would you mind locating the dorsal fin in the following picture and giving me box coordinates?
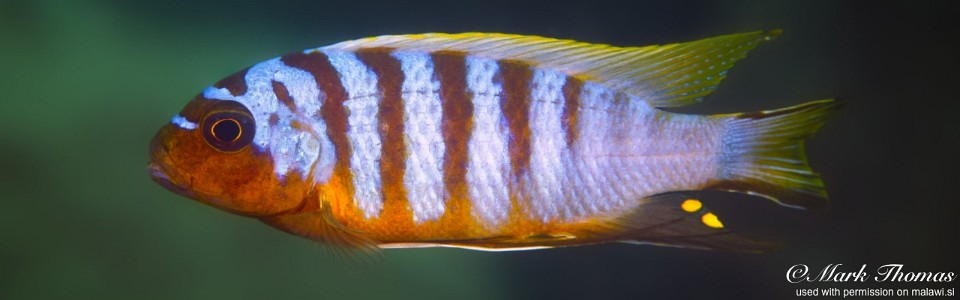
[320,30,781,107]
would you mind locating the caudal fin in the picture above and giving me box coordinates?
[711,99,840,210]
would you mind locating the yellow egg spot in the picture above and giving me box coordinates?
[701,212,724,229]
[681,199,702,213]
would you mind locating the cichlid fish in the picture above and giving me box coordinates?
[148,30,838,254]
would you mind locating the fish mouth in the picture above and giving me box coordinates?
[148,161,195,198]
[148,128,195,198]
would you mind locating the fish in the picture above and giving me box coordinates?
[148,30,838,255]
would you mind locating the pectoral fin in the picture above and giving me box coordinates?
[261,201,382,264]
[609,193,776,252]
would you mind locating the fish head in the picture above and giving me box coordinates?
[149,64,337,217]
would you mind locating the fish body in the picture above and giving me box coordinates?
[149,31,837,253]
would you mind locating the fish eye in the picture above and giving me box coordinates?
[201,101,255,152]
[211,118,242,142]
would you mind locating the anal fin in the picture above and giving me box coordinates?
[610,193,776,252]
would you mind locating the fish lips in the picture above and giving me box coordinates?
[147,161,196,199]
[148,131,196,199]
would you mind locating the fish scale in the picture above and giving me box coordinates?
[524,68,567,221]
[327,51,384,218]
[394,51,446,223]
[464,57,513,228]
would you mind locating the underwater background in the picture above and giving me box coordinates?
[1,0,957,299]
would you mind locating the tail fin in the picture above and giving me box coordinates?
[711,99,840,210]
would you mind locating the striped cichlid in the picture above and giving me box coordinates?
[148,30,838,255]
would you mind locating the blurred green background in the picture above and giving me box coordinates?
[1,0,957,299]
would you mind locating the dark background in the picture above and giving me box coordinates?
[1,0,957,299]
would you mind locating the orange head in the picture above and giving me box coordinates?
[148,64,337,217]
